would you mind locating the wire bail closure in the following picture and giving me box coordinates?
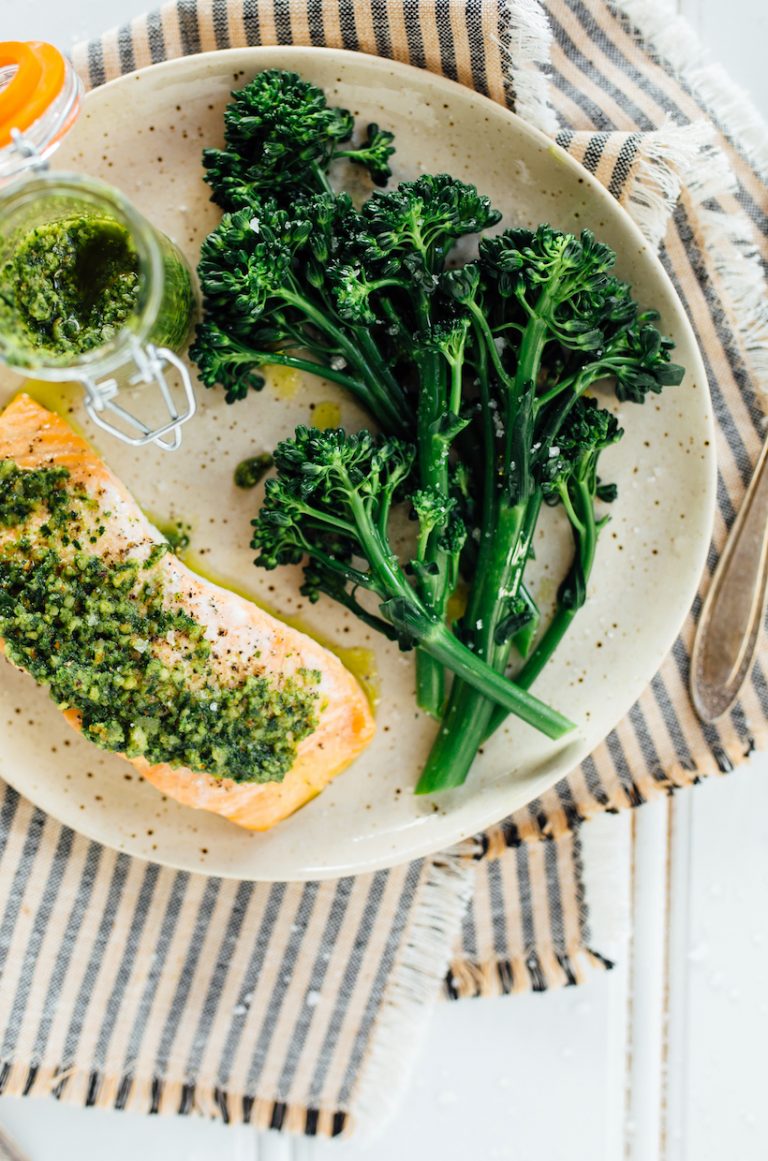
[8,128,47,175]
[82,343,197,451]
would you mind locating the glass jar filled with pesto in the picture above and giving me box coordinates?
[0,41,198,449]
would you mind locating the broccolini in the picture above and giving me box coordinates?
[194,69,685,794]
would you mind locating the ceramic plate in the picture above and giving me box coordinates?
[0,48,715,880]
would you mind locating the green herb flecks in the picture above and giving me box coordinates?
[234,454,273,490]
[0,461,320,783]
[0,216,140,366]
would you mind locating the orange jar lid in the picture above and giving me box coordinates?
[0,41,68,149]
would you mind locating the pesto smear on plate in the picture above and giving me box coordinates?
[0,460,320,783]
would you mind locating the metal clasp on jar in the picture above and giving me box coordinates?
[7,128,48,176]
[81,341,197,451]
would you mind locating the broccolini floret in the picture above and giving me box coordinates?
[203,70,395,211]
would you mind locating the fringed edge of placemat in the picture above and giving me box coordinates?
[0,849,476,1137]
[0,1060,349,1136]
[350,849,477,1136]
[495,0,559,133]
[613,0,768,184]
[445,818,629,997]
[445,946,613,997]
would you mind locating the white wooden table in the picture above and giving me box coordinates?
[1,3,767,1159]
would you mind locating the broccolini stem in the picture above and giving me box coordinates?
[310,161,334,196]
[253,351,373,394]
[312,581,400,641]
[296,543,377,594]
[343,485,571,734]
[413,296,450,718]
[535,369,585,410]
[381,599,573,737]
[575,477,599,576]
[474,333,497,547]
[415,493,544,793]
[465,300,515,393]
[280,290,409,432]
[415,648,446,720]
[512,583,540,659]
[471,607,578,754]
[419,302,550,791]
[414,344,449,716]
[558,486,585,536]
[484,476,600,736]
[346,491,415,604]
[417,490,543,792]
[415,687,495,794]
[355,328,415,428]
[512,606,576,691]
[449,356,463,416]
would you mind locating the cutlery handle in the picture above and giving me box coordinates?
[691,434,768,721]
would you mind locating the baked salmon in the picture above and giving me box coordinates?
[0,394,375,830]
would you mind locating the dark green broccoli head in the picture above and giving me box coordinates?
[441,263,482,307]
[196,203,312,325]
[337,122,396,186]
[203,70,354,209]
[411,486,457,540]
[479,226,686,400]
[359,175,501,277]
[190,319,267,402]
[606,312,685,402]
[437,508,468,560]
[251,427,416,599]
[480,226,618,351]
[197,195,363,325]
[427,314,472,364]
[300,534,357,603]
[202,70,395,211]
[250,478,312,570]
[481,225,615,292]
[326,264,382,325]
[272,425,414,505]
[538,396,623,503]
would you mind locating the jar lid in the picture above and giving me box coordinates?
[0,41,69,149]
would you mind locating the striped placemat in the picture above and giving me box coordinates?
[0,0,764,1138]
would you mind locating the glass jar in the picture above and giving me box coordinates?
[0,41,198,450]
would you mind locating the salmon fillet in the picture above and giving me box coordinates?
[0,394,375,830]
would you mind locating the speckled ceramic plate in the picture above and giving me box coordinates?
[0,48,715,881]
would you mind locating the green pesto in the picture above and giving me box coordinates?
[0,216,196,370]
[234,453,273,489]
[0,217,140,362]
[0,462,320,783]
[159,519,192,553]
[0,459,72,528]
[153,237,198,353]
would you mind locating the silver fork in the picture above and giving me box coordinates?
[691,431,768,721]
